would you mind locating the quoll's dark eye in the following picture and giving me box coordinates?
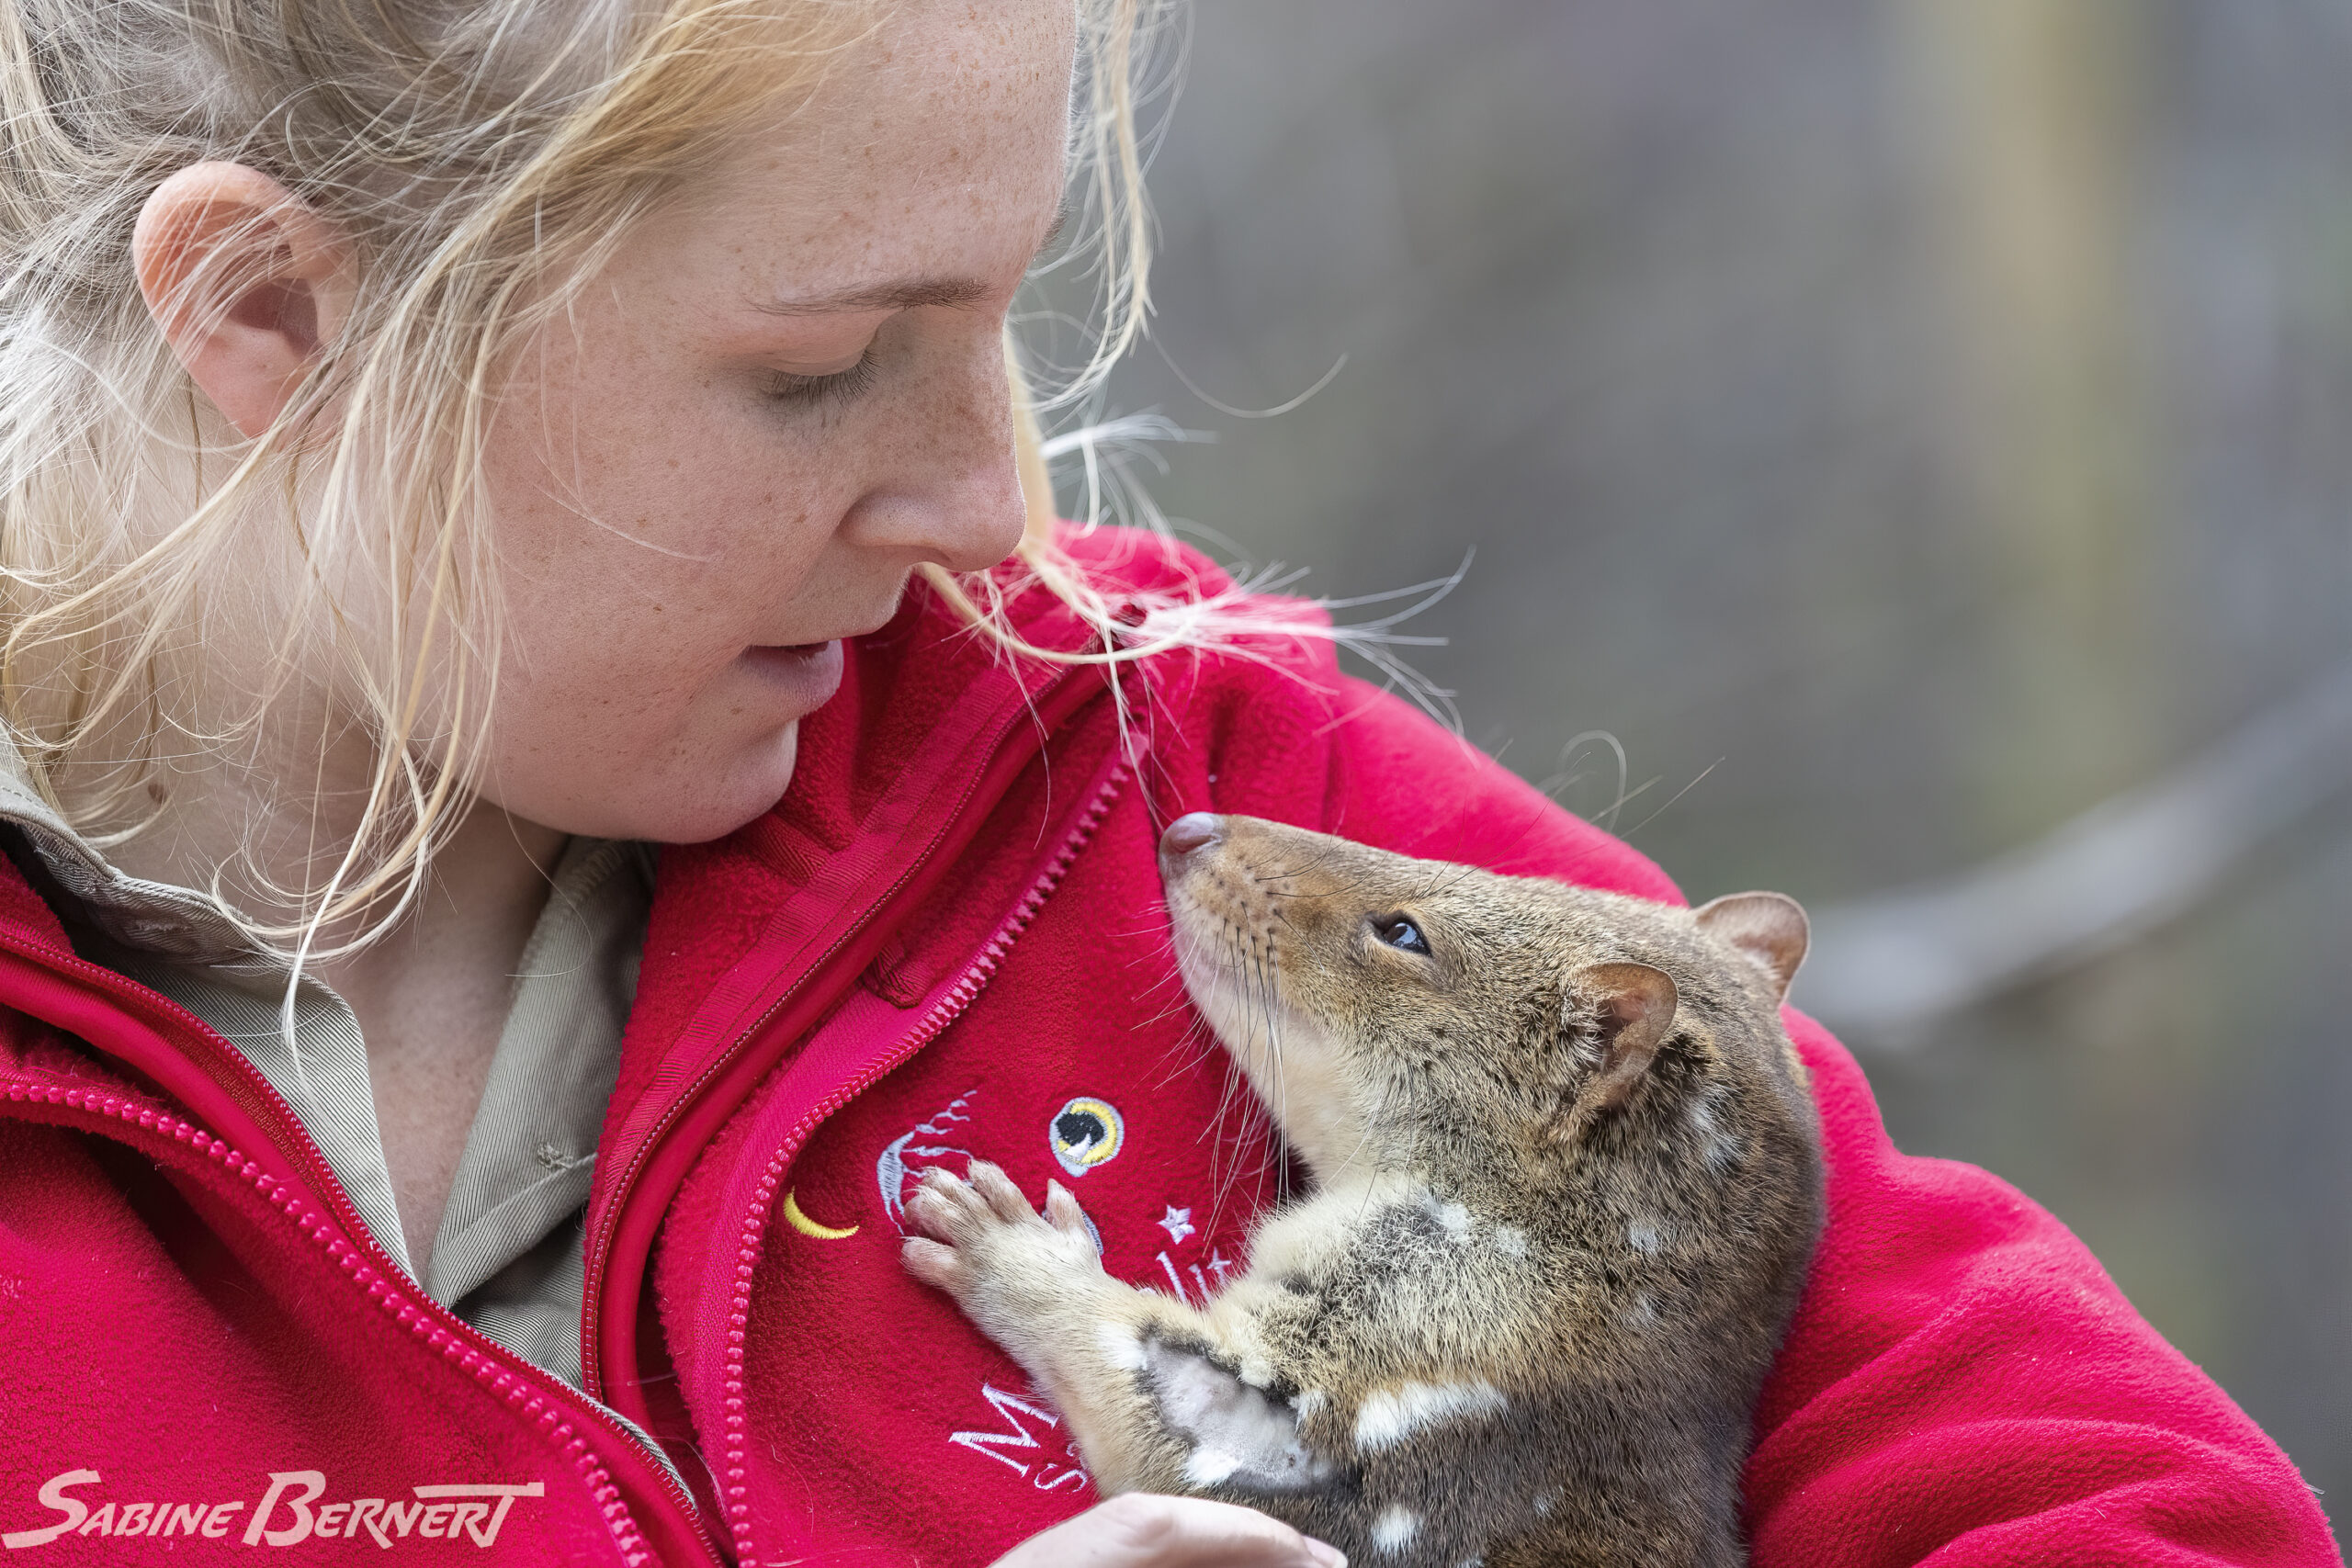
[1374,916,1430,955]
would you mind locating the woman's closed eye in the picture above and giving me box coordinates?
[761,349,879,411]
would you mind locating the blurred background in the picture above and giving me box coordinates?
[1038,0,2352,1541]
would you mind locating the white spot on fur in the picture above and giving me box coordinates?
[1098,1324,1146,1371]
[1238,1354,1275,1389]
[1295,1389,1329,1416]
[1183,1447,1241,1485]
[1494,1224,1528,1257]
[1372,1506,1419,1553]
[1627,1218,1668,1255]
[1434,1201,1471,1239]
[1147,1341,1338,1492]
[1690,1091,1742,1173]
[1532,1489,1560,1518]
[1622,1292,1658,1331]
[1353,1380,1510,1451]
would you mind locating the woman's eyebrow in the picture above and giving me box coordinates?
[756,277,993,316]
[759,201,1074,318]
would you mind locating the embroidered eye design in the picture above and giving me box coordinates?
[1373,916,1430,955]
[1050,1097,1125,1177]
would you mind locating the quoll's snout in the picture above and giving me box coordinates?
[1159,811,1225,870]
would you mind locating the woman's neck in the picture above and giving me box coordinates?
[312,802,571,1269]
[100,724,571,1269]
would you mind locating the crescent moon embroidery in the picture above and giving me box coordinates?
[781,1187,860,1241]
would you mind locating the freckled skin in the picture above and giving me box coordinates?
[125,0,1091,1325]
[905,818,1825,1568]
[473,0,1073,843]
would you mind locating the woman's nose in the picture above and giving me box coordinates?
[929,438,1030,574]
[844,348,1030,574]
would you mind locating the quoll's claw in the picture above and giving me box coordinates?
[901,1163,1110,1330]
[904,1161,1055,1251]
[905,1165,985,1243]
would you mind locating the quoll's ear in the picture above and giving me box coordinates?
[1561,961,1679,1125]
[1692,891,1809,1002]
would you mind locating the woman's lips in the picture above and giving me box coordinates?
[737,638,846,711]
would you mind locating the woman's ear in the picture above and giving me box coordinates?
[131,162,356,439]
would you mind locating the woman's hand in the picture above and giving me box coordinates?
[989,1495,1347,1568]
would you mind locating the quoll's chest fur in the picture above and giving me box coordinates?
[904,816,1825,1568]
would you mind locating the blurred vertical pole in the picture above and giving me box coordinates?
[1900,0,2161,838]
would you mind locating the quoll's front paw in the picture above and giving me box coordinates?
[901,1161,1106,1334]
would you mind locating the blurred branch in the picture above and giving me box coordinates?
[1795,661,2352,1042]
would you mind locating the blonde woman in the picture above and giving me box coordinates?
[0,2,2333,1565]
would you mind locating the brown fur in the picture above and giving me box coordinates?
[905,816,1824,1568]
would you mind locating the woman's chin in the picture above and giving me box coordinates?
[510,720,802,846]
[656,721,804,844]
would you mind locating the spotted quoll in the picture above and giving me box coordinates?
[905,814,1824,1568]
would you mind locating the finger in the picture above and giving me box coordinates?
[989,1495,1345,1568]
[968,1159,1035,1221]
[900,1236,960,1289]
[915,1165,970,1198]
[1043,1179,1091,1237]
[910,1168,985,1231]
[903,1187,957,1240]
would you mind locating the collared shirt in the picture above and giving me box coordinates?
[0,741,649,1391]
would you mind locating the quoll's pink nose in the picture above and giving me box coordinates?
[1160,812,1225,860]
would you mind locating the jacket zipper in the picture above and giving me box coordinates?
[580,657,1119,1415]
[0,936,721,1568]
[715,758,1130,1565]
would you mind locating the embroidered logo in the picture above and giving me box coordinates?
[1,1470,543,1551]
[1148,1190,1238,1307]
[1048,1097,1125,1177]
[877,1089,980,1231]
[948,1385,1090,1494]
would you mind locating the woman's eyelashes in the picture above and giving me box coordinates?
[761,349,879,411]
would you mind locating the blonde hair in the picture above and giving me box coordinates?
[0,0,1174,952]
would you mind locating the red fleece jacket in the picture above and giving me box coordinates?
[0,527,2335,1566]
